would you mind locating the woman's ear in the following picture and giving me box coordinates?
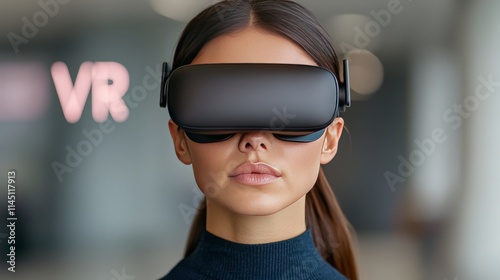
[168,120,192,165]
[320,117,344,164]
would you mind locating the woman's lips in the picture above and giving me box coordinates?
[229,162,281,185]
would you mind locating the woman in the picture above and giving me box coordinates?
[162,0,358,279]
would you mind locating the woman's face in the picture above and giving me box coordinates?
[169,27,343,216]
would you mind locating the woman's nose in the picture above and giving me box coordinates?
[238,131,272,152]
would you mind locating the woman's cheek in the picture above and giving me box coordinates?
[282,142,323,183]
[189,144,237,198]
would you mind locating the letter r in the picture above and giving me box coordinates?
[91,62,130,123]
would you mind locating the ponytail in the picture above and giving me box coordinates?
[306,167,358,279]
[184,167,358,279]
[184,199,206,257]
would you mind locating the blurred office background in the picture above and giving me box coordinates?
[0,0,499,279]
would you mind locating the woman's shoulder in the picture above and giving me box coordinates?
[310,260,349,280]
[158,256,207,280]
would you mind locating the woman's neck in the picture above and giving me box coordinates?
[206,195,307,244]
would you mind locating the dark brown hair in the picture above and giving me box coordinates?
[171,0,358,279]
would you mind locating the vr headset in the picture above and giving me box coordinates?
[160,60,350,143]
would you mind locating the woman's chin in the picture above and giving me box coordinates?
[219,196,301,217]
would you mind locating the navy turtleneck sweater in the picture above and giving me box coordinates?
[160,228,347,280]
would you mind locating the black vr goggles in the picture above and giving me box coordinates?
[160,60,351,143]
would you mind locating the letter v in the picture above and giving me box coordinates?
[51,61,93,123]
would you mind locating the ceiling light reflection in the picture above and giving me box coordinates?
[346,49,384,97]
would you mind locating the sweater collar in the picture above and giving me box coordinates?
[188,228,327,278]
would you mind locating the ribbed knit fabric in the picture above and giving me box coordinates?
[160,228,347,280]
